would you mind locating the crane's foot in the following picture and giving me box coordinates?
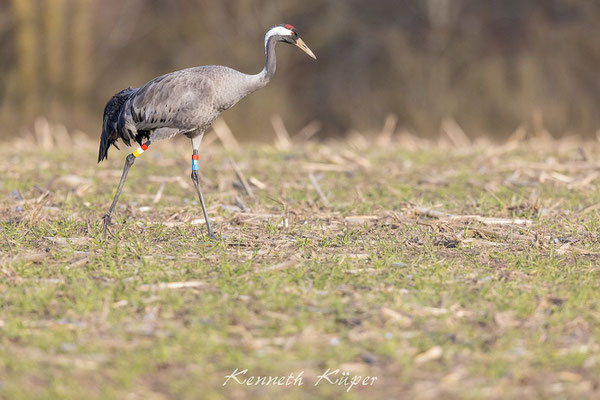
[197,232,218,245]
[206,225,216,240]
[203,226,218,241]
[102,213,114,238]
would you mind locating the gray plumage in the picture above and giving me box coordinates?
[98,24,315,162]
[98,67,265,162]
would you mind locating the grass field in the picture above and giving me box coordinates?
[2,126,600,399]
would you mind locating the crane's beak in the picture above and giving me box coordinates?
[294,38,317,60]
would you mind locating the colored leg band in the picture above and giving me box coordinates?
[192,154,199,171]
[132,143,149,157]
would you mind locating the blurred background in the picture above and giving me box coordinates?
[1,0,599,141]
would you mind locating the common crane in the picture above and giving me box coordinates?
[98,24,316,238]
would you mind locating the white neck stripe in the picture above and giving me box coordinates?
[264,26,293,48]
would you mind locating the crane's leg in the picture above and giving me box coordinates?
[102,141,151,237]
[190,135,215,239]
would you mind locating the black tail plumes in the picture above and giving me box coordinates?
[98,87,136,163]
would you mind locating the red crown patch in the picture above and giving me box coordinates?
[284,24,294,30]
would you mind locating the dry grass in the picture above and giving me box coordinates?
[2,120,600,399]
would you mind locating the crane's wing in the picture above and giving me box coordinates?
[128,68,218,133]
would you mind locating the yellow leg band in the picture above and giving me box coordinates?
[132,144,148,158]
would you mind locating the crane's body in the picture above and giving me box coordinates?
[99,66,268,160]
[98,24,315,238]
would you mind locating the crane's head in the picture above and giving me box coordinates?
[265,24,316,60]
